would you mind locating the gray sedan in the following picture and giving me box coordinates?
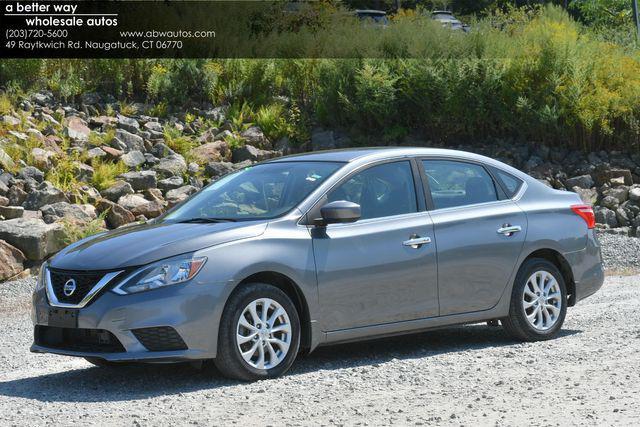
[31,148,604,380]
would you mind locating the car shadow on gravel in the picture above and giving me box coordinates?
[0,325,580,403]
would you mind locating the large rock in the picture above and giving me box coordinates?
[158,176,184,192]
[2,115,21,127]
[30,147,55,169]
[144,121,163,133]
[203,106,226,122]
[166,185,197,207]
[0,146,16,170]
[594,206,618,228]
[603,187,629,205]
[65,116,91,141]
[610,169,633,186]
[23,181,69,210]
[311,130,336,151]
[0,240,25,281]
[121,150,146,168]
[75,161,94,182]
[96,199,136,229]
[115,129,145,152]
[116,115,140,133]
[615,207,631,227]
[19,166,44,183]
[144,188,166,206]
[240,126,269,148]
[0,218,65,260]
[8,186,27,206]
[117,194,164,218]
[565,175,594,189]
[231,145,277,163]
[40,202,97,225]
[150,143,175,158]
[205,161,234,178]
[101,146,124,160]
[629,187,640,202]
[154,154,187,176]
[0,205,24,220]
[101,180,134,202]
[87,147,107,160]
[118,171,157,191]
[70,185,101,204]
[190,141,230,164]
[572,187,597,205]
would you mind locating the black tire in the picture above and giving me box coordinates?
[214,283,300,381]
[84,357,132,368]
[502,258,567,342]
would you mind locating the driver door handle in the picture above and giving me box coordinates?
[403,236,432,248]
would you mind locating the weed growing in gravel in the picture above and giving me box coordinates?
[163,125,197,160]
[118,101,137,116]
[91,158,127,191]
[2,135,44,172]
[88,128,115,147]
[0,93,12,116]
[46,155,80,192]
[61,212,108,245]
[255,103,292,142]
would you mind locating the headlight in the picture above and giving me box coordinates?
[35,262,47,292]
[112,254,207,295]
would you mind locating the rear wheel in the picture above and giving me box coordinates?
[214,283,300,381]
[502,258,567,341]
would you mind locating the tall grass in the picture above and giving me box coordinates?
[1,6,638,151]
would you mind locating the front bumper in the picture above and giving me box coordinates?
[31,278,233,362]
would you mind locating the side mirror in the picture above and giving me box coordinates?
[316,201,361,226]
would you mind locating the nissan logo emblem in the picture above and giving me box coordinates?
[63,279,77,297]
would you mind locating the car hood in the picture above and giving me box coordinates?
[49,220,268,271]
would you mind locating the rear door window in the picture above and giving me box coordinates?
[422,160,498,209]
[491,168,524,198]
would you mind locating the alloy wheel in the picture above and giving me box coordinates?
[522,270,562,331]
[236,298,292,370]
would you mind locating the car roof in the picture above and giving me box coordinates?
[268,147,542,194]
[269,147,489,164]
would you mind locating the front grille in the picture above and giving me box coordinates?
[132,326,188,352]
[49,269,107,305]
[34,325,126,353]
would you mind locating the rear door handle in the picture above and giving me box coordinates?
[497,225,522,236]
[403,236,432,248]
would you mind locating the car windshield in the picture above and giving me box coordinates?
[163,161,343,222]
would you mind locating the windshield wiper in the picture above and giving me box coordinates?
[176,217,237,223]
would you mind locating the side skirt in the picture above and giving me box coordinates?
[319,305,510,347]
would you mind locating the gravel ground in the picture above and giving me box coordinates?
[596,232,640,273]
[0,237,639,426]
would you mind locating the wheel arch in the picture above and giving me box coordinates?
[521,248,576,307]
[231,271,313,353]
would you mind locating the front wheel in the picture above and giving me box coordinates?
[502,258,567,341]
[214,283,300,381]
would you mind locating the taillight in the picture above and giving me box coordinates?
[571,204,595,229]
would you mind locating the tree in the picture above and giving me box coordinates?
[569,0,632,27]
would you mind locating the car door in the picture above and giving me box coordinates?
[312,160,439,331]
[420,159,527,316]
